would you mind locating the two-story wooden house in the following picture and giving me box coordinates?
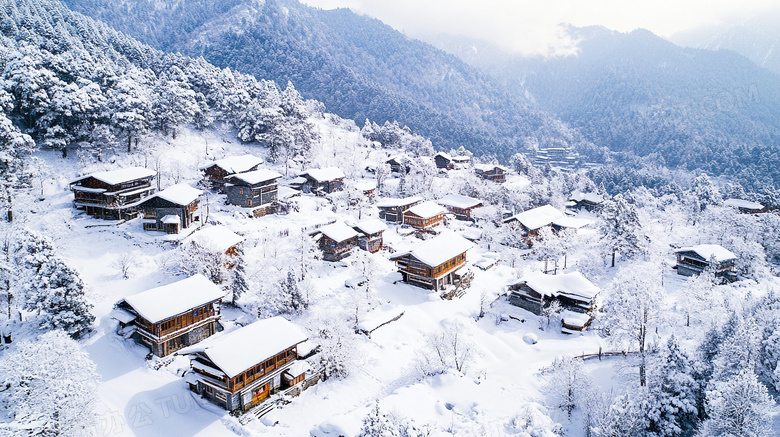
[353,219,388,253]
[377,196,422,223]
[179,316,309,412]
[674,244,737,279]
[438,194,483,220]
[390,233,473,290]
[224,169,282,214]
[474,164,507,183]
[402,201,447,230]
[70,167,156,220]
[139,184,202,234]
[310,222,359,261]
[113,274,224,357]
[508,271,600,317]
[298,167,345,194]
[200,155,264,187]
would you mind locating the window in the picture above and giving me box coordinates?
[246,199,252,207]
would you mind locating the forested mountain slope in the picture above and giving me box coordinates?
[62,0,588,159]
[428,26,780,189]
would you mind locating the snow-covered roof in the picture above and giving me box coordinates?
[438,194,482,210]
[513,271,600,301]
[405,201,447,219]
[161,215,181,225]
[376,196,422,208]
[552,216,594,229]
[110,308,136,324]
[354,219,388,235]
[300,167,345,183]
[675,244,736,262]
[724,198,763,210]
[190,226,243,253]
[71,167,156,186]
[354,180,377,191]
[562,310,591,328]
[289,176,307,185]
[506,205,564,230]
[452,155,471,163]
[434,152,452,161]
[474,163,506,172]
[155,184,202,206]
[228,169,282,185]
[318,222,359,243]
[200,154,264,174]
[285,360,312,377]
[569,190,604,204]
[119,274,225,324]
[390,232,473,267]
[178,316,308,378]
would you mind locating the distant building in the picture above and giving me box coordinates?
[310,222,359,261]
[438,194,483,220]
[724,198,766,214]
[298,167,345,194]
[390,233,473,291]
[179,316,310,412]
[451,155,471,168]
[190,225,244,258]
[402,201,447,230]
[534,146,579,173]
[474,164,507,183]
[386,156,408,174]
[113,274,224,357]
[200,155,264,186]
[70,167,156,220]
[674,244,737,279]
[140,184,202,234]
[224,169,282,216]
[377,196,422,223]
[568,190,604,212]
[508,271,599,315]
[353,219,388,253]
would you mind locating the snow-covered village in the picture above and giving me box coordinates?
[1,1,780,436]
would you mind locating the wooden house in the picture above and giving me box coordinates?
[179,316,309,412]
[568,190,604,212]
[724,198,766,214]
[434,152,453,170]
[200,155,264,186]
[508,271,599,323]
[224,169,282,212]
[298,167,345,194]
[189,225,245,271]
[451,155,471,168]
[390,233,473,290]
[113,274,224,357]
[438,194,483,220]
[140,184,202,234]
[674,245,737,279]
[503,205,592,241]
[386,156,409,174]
[70,167,156,220]
[353,219,388,253]
[402,201,447,230]
[311,222,359,261]
[377,196,422,223]
[474,164,507,183]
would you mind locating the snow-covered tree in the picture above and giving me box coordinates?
[601,264,663,386]
[598,194,645,267]
[698,369,773,437]
[0,112,35,222]
[0,330,99,436]
[279,269,306,315]
[542,356,590,418]
[357,401,400,437]
[645,336,698,436]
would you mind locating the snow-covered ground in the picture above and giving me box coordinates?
[5,122,780,436]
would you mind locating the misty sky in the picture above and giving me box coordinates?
[300,0,778,56]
